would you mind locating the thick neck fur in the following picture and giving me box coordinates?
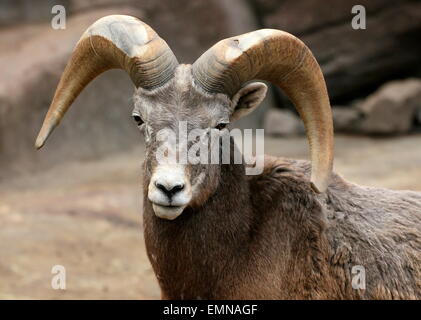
[143,160,254,299]
[142,147,337,299]
[142,150,421,299]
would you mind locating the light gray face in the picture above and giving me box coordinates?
[132,64,267,220]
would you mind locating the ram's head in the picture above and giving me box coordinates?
[36,15,333,220]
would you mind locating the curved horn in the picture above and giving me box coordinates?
[35,15,178,149]
[192,29,333,193]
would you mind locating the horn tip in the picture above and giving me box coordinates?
[35,119,58,150]
[310,179,327,194]
[35,136,45,150]
[35,126,52,150]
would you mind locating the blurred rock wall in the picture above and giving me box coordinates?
[1,0,420,177]
[0,0,261,177]
[253,0,421,103]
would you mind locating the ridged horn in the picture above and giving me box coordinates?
[192,29,334,193]
[35,15,178,149]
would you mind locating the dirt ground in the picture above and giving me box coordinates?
[0,134,420,299]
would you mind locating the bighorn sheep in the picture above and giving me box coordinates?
[35,15,420,299]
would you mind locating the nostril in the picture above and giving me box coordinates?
[155,182,185,198]
[155,182,168,194]
[171,184,184,193]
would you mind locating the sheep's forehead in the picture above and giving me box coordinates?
[134,65,231,128]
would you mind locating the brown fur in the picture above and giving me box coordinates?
[36,18,419,298]
[143,155,420,299]
[132,65,421,300]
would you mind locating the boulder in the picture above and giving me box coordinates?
[355,79,421,134]
[416,107,421,126]
[0,1,272,178]
[332,106,361,132]
[255,0,421,103]
[0,0,261,64]
[0,0,70,26]
[0,8,141,179]
[263,109,304,136]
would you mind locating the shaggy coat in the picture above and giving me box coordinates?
[144,155,421,299]
[33,15,420,300]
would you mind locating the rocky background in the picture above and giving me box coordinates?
[1,0,421,300]
[1,0,421,176]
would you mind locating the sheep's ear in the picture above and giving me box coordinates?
[230,82,267,122]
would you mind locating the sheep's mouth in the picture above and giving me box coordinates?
[152,203,185,220]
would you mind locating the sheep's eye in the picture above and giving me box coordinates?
[215,122,228,130]
[133,115,144,126]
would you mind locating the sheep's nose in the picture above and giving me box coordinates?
[155,181,185,199]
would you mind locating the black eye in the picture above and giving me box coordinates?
[215,122,228,130]
[132,115,144,126]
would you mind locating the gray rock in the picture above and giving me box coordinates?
[263,109,304,136]
[0,1,273,176]
[416,107,421,126]
[255,0,421,103]
[356,79,421,134]
[332,107,361,132]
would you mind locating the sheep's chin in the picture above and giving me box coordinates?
[152,203,185,220]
